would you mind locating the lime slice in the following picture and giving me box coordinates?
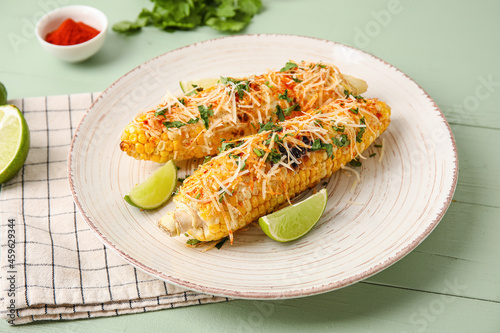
[124,160,177,210]
[258,189,328,242]
[0,82,7,105]
[0,105,30,184]
[179,78,220,94]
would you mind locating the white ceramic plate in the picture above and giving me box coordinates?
[69,34,458,299]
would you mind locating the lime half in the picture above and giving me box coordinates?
[180,78,220,94]
[259,189,328,242]
[0,105,30,184]
[0,82,7,105]
[124,160,177,210]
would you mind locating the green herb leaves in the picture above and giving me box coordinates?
[198,105,214,129]
[163,117,199,129]
[310,139,334,158]
[280,61,298,72]
[220,77,250,99]
[113,0,263,34]
[332,134,350,147]
[275,104,300,121]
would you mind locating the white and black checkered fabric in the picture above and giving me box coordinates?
[0,93,228,325]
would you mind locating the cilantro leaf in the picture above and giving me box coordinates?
[278,89,293,103]
[215,236,229,249]
[198,105,214,129]
[356,117,366,143]
[113,0,262,33]
[186,239,201,245]
[275,105,285,121]
[349,158,362,167]
[258,120,282,133]
[280,61,298,72]
[332,134,350,147]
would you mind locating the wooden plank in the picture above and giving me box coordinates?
[450,124,500,207]
[1,283,497,332]
[367,201,500,302]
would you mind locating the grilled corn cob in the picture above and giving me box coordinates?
[158,96,391,243]
[120,60,368,163]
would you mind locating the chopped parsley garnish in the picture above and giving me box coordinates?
[275,104,300,121]
[179,98,186,105]
[218,139,242,153]
[186,84,203,96]
[198,105,214,129]
[348,158,362,167]
[292,76,302,83]
[195,193,201,199]
[258,120,282,133]
[230,154,246,170]
[219,188,225,203]
[280,61,298,72]
[155,108,166,117]
[278,89,293,103]
[177,175,190,183]
[203,156,211,164]
[375,144,383,148]
[215,237,229,249]
[356,117,366,143]
[332,124,345,132]
[266,149,282,164]
[275,105,285,122]
[253,148,264,157]
[332,134,350,147]
[369,153,376,158]
[164,117,199,129]
[264,80,273,89]
[186,239,201,245]
[220,77,250,99]
[349,107,359,114]
[310,139,334,158]
[344,89,365,100]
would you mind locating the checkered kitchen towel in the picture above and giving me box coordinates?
[0,93,228,325]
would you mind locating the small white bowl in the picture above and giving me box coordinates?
[35,5,108,62]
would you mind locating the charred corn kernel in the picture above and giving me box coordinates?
[158,98,390,243]
[135,143,145,154]
[121,61,368,163]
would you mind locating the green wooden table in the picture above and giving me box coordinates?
[1,0,499,331]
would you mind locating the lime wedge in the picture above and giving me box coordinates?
[124,160,177,210]
[0,105,30,184]
[180,78,220,94]
[0,82,7,105]
[258,189,328,242]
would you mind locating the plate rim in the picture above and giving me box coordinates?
[68,33,459,299]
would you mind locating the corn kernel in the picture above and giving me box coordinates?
[135,143,145,154]
[129,134,137,144]
[159,156,169,163]
[161,133,168,141]
[138,133,147,144]
[165,141,173,152]
[145,143,155,154]
[151,155,160,163]
[173,141,181,151]
[121,132,128,141]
